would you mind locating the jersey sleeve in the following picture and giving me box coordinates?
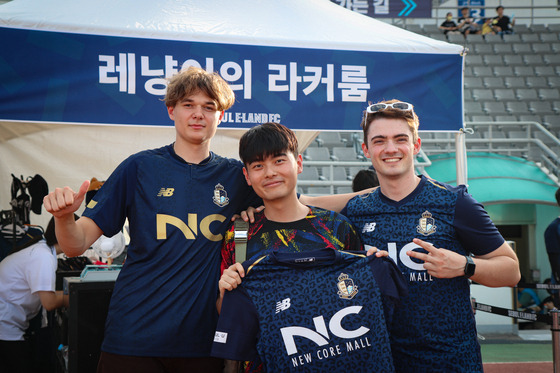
[368,256,408,326]
[211,286,260,361]
[453,187,505,256]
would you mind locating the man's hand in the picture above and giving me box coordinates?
[366,246,389,258]
[236,205,265,223]
[406,238,465,278]
[43,180,90,218]
[219,263,246,295]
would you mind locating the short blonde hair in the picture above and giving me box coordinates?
[164,66,235,111]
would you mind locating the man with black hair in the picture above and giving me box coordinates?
[492,5,515,34]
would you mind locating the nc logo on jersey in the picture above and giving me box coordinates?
[337,273,358,300]
[157,188,175,197]
[416,210,437,236]
[212,184,229,207]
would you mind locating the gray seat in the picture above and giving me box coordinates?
[471,89,494,101]
[470,115,494,122]
[551,43,560,53]
[516,88,539,101]
[306,187,332,195]
[503,54,524,66]
[523,55,545,65]
[484,77,505,88]
[472,66,493,77]
[525,77,548,88]
[534,66,556,77]
[512,43,532,53]
[463,89,474,101]
[493,88,516,101]
[520,33,541,42]
[538,88,560,100]
[466,34,485,44]
[493,66,514,77]
[473,44,493,54]
[548,76,560,88]
[464,77,485,89]
[321,166,349,181]
[332,147,361,161]
[465,101,484,115]
[483,102,507,115]
[548,24,560,32]
[492,43,513,54]
[447,33,465,44]
[513,66,534,77]
[484,34,503,43]
[503,77,525,89]
[518,115,543,124]
[316,132,347,148]
[543,115,560,128]
[528,101,555,115]
[495,115,519,122]
[539,33,559,43]
[465,54,484,66]
[532,44,552,53]
[529,24,548,33]
[299,166,321,181]
[506,101,529,115]
[304,147,331,161]
[430,33,447,42]
[423,24,440,34]
[482,130,507,139]
[543,54,560,65]
[336,186,354,194]
[512,24,530,33]
[483,55,503,65]
[503,34,521,42]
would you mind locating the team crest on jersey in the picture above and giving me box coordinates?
[212,184,230,207]
[416,210,437,236]
[337,273,358,300]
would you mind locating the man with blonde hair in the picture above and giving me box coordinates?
[43,67,260,372]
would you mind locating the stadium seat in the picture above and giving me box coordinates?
[548,24,560,32]
[484,34,503,43]
[307,187,332,195]
[466,34,484,44]
[473,44,493,54]
[465,54,484,66]
[543,54,560,65]
[520,33,541,43]
[525,77,548,88]
[512,43,532,54]
[316,132,347,148]
[502,34,521,42]
[506,101,529,115]
[405,24,423,34]
[465,101,484,116]
[523,55,545,65]
[528,101,555,115]
[513,66,535,77]
[483,102,507,116]
[472,66,493,77]
[299,166,322,181]
[518,115,543,124]
[543,115,560,128]
[551,43,560,53]
[484,55,504,66]
[321,166,349,181]
[503,54,524,66]
[304,147,332,161]
[470,115,494,122]
[472,89,494,101]
[539,33,559,43]
[336,186,354,194]
[493,43,513,54]
[464,77,485,89]
[512,24,530,33]
[532,44,552,53]
[529,24,548,33]
[547,76,560,88]
[332,147,361,161]
[447,33,465,44]
[423,24,440,34]
[538,88,560,100]
[484,77,506,88]
[493,66,514,77]
[493,89,516,100]
[534,66,556,77]
[516,88,539,101]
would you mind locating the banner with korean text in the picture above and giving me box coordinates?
[0,27,463,131]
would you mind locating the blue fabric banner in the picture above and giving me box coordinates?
[0,27,463,131]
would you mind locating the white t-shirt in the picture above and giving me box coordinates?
[0,240,57,341]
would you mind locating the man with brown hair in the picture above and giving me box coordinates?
[43,66,260,373]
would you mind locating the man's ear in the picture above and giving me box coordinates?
[413,137,422,156]
[167,106,175,120]
[242,167,252,186]
[296,154,303,174]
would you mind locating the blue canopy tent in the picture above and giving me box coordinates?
[0,0,464,225]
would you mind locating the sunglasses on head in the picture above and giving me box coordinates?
[366,102,413,113]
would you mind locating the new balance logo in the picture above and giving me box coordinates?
[157,188,174,197]
[362,222,376,233]
[276,298,291,314]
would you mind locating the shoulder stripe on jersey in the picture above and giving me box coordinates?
[246,255,268,275]
[426,178,447,190]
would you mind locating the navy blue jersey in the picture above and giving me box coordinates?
[212,249,407,372]
[83,145,260,357]
[342,175,504,372]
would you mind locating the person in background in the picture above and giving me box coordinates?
[341,98,520,372]
[457,7,480,35]
[492,5,515,35]
[439,12,459,35]
[545,187,560,307]
[43,66,261,373]
[352,168,379,192]
[0,217,68,373]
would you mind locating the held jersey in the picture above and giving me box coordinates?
[342,175,505,373]
[220,207,362,272]
[83,145,260,357]
[212,249,408,373]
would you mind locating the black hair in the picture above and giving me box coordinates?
[352,169,379,192]
[496,5,504,11]
[239,122,299,165]
[44,214,79,247]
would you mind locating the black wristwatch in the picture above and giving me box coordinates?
[464,255,476,278]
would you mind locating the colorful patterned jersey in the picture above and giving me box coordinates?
[342,175,505,373]
[83,145,260,357]
[221,207,362,272]
[212,249,407,372]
